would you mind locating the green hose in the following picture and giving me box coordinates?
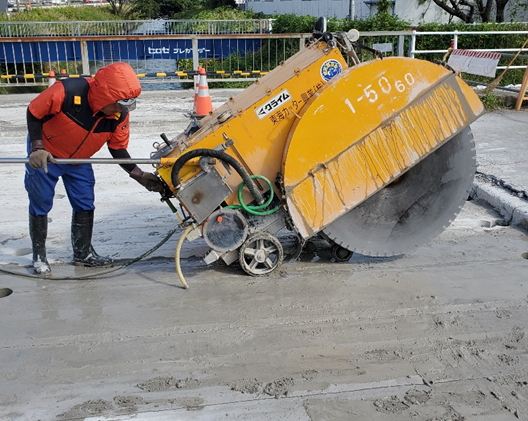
[227,175,280,216]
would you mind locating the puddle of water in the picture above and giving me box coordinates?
[14,248,32,257]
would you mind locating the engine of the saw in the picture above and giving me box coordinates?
[150,25,484,277]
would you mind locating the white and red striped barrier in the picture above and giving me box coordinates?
[447,49,501,78]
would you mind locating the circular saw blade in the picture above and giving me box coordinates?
[321,128,476,257]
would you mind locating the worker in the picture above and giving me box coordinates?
[25,62,164,276]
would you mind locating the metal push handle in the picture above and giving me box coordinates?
[0,157,177,165]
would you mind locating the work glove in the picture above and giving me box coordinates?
[29,149,56,173]
[129,167,165,193]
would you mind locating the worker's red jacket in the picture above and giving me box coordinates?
[27,62,142,159]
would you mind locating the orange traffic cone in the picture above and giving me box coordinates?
[48,70,56,87]
[59,69,67,79]
[194,67,213,118]
[192,67,201,116]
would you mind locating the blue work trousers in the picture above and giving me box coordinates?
[25,137,95,217]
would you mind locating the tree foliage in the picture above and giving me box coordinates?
[132,0,236,19]
[135,0,196,19]
[173,5,259,20]
[0,5,120,22]
[203,0,236,9]
[420,0,512,23]
[271,9,409,34]
[359,0,409,31]
[106,0,133,18]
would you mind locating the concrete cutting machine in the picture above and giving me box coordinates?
[152,21,484,278]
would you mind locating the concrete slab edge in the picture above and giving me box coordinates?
[471,179,528,232]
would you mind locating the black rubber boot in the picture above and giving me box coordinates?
[71,210,114,267]
[29,214,51,275]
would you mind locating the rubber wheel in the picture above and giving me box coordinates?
[331,244,353,262]
[238,232,283,276]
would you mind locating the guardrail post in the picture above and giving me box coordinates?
[80,40,90,76]
[453,30,458,49]
[192,37,199,70]
[398,34,404,57]
[299,35,306,51]
[409,30,416,58]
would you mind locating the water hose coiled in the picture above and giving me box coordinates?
[227,174,280,216]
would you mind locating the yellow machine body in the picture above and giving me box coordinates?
[153,34,484,277]
[282,57,483,238]
[156,42,349,205]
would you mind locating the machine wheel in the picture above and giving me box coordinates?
[331,244,353,262]
[238,232,283,276]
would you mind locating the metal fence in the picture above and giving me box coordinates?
[0,19,274,37]
[0,34,309,86]
[410,30,528,70]
[0,23,527,88]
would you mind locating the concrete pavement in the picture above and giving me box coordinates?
[1,90,528,421]
[470,108,528,231]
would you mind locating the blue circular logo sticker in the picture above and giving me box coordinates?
[320,59,342,82]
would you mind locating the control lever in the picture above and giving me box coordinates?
[160,133,172,148]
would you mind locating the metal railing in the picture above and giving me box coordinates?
[0,19,274,38]
[410,30,528,70]
[0,33,309,87]
[1,27,527,88]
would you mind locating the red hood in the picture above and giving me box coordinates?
[88,62,141,114]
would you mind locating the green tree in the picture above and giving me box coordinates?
[376,0,392,14]
[132,0,196,19]
[362,0,409,30]
[420,0,512,23]
[203,0,236,9]
[132,0,235,19]
[132,0,160,19]
[107,0,133,17]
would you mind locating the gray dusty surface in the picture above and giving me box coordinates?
[0,90,528,420]
[471,110,528,195]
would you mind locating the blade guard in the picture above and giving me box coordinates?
[282,57,484,239]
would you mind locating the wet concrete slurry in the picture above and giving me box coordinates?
[0,91,528,420]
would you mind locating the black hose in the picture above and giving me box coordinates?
[0,225,180,281]
[171,148,265,205]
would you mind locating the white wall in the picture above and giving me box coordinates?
[246,0,528,25]
[245,0,373,20]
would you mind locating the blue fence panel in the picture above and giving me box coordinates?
[0,40,81,63]
[0,38,262,64]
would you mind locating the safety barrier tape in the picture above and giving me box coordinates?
[0,70,269,80]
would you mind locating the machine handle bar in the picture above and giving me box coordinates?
[0,158,176,165]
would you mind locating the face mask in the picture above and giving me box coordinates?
[116,98,137,112]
